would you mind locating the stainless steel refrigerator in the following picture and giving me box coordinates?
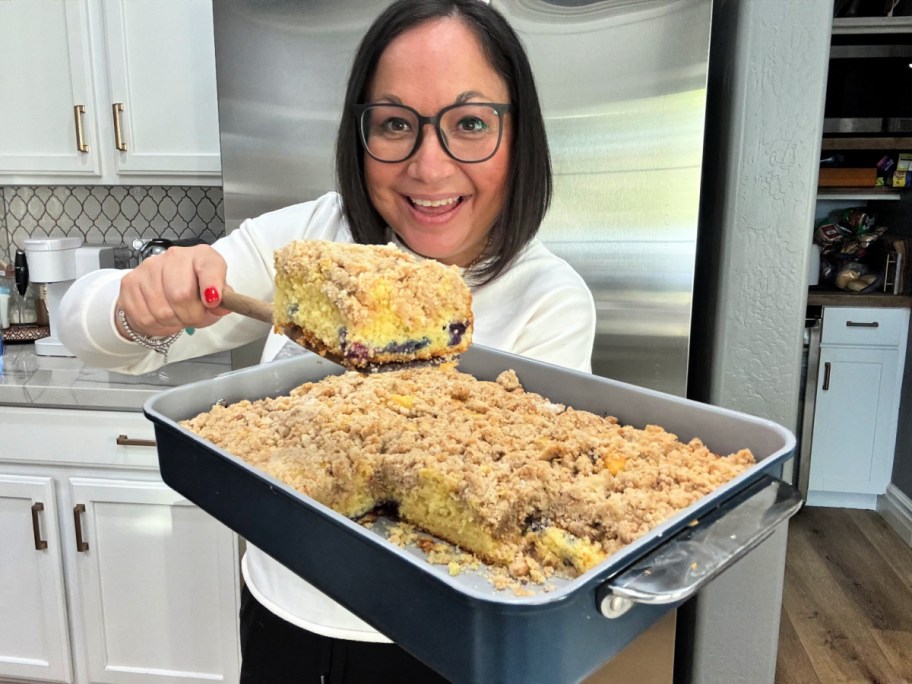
[212,0,711,396]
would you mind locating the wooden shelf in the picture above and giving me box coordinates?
[821,136,912,151]
[832,16,912,34]
[816,187,902,201]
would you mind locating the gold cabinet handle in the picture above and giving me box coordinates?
[73,504,89,552]
[112,102,127,151]
[32,502,48,551]
[73,105,88,153]
[116,434,156,447]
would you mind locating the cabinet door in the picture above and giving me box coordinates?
[808,346,900,495]
[100,0,222,178]
[0,475,72,683]
[0,0,102,179]
[69,477,239,684]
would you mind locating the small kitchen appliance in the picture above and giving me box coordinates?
[24,238,116,357]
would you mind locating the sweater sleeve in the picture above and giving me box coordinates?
[57,245,274,375]
[58,193,351,375]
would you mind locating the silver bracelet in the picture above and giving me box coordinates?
[116,309,183,358]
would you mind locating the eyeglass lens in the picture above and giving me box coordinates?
[360,104,504,163]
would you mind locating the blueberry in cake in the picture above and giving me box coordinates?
[182,364,756,582]
[272,240,473,369]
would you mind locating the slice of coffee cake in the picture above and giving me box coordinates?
[273,241,473,369]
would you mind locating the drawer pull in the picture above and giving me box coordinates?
[845,321,879,328]
[822,361,831,391]
[116,434,156,447]
[73,504,89,552]
[31,502,48,551]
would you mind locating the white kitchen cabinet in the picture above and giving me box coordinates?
[0,0,100,179]
[806,306,910,509]
[0,475,72,683]
[0,407,240,684]
[98,0,221,180]
[0,0,221,185]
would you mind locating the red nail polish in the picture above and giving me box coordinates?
[204,286,220,304]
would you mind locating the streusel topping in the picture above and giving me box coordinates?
[182,363,755,579]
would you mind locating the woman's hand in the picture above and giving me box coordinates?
[115,245,230,339]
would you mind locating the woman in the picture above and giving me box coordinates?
[60,0,595,681]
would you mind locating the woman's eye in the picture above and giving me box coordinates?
[379,117,412,135]
[456,116,489,133]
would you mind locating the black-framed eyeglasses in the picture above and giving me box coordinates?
[353,102,512,164]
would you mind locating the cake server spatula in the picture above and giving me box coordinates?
[219,288,273,326]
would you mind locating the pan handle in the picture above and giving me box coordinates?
[596,474,802,619]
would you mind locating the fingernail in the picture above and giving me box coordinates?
[204,286,220,304]
[185,327,195,336]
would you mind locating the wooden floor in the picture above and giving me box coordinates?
[776,506,912,684]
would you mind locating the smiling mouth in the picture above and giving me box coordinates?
[408,196,464,210]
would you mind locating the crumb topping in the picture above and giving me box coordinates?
[181,364,755,582]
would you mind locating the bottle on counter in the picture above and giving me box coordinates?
[0,258,13,329]
[0,285,10,329]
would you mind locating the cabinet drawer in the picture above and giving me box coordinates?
[0,407,158,468]
[821,307,909,347]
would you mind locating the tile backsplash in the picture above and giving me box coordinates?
[0,185,224,268]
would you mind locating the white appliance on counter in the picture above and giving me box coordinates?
[23,238,116,357]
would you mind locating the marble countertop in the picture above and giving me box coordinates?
[0,343,232,412]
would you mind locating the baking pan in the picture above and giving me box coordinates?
[145,344,800,683]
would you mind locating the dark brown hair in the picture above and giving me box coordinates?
[335,0,552,285]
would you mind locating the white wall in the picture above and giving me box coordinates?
[683,0,833,682]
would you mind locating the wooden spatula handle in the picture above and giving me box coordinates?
[220,288,274,325]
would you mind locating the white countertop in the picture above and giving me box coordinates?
[0,342,232,412]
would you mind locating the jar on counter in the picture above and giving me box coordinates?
[9,284,38,325]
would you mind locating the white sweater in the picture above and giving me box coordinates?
[59,191,596,641]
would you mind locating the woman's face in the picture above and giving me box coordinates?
[364,18,512,267]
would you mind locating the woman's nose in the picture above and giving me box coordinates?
[407,126,456,181]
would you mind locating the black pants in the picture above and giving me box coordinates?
[239,585,451,683]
